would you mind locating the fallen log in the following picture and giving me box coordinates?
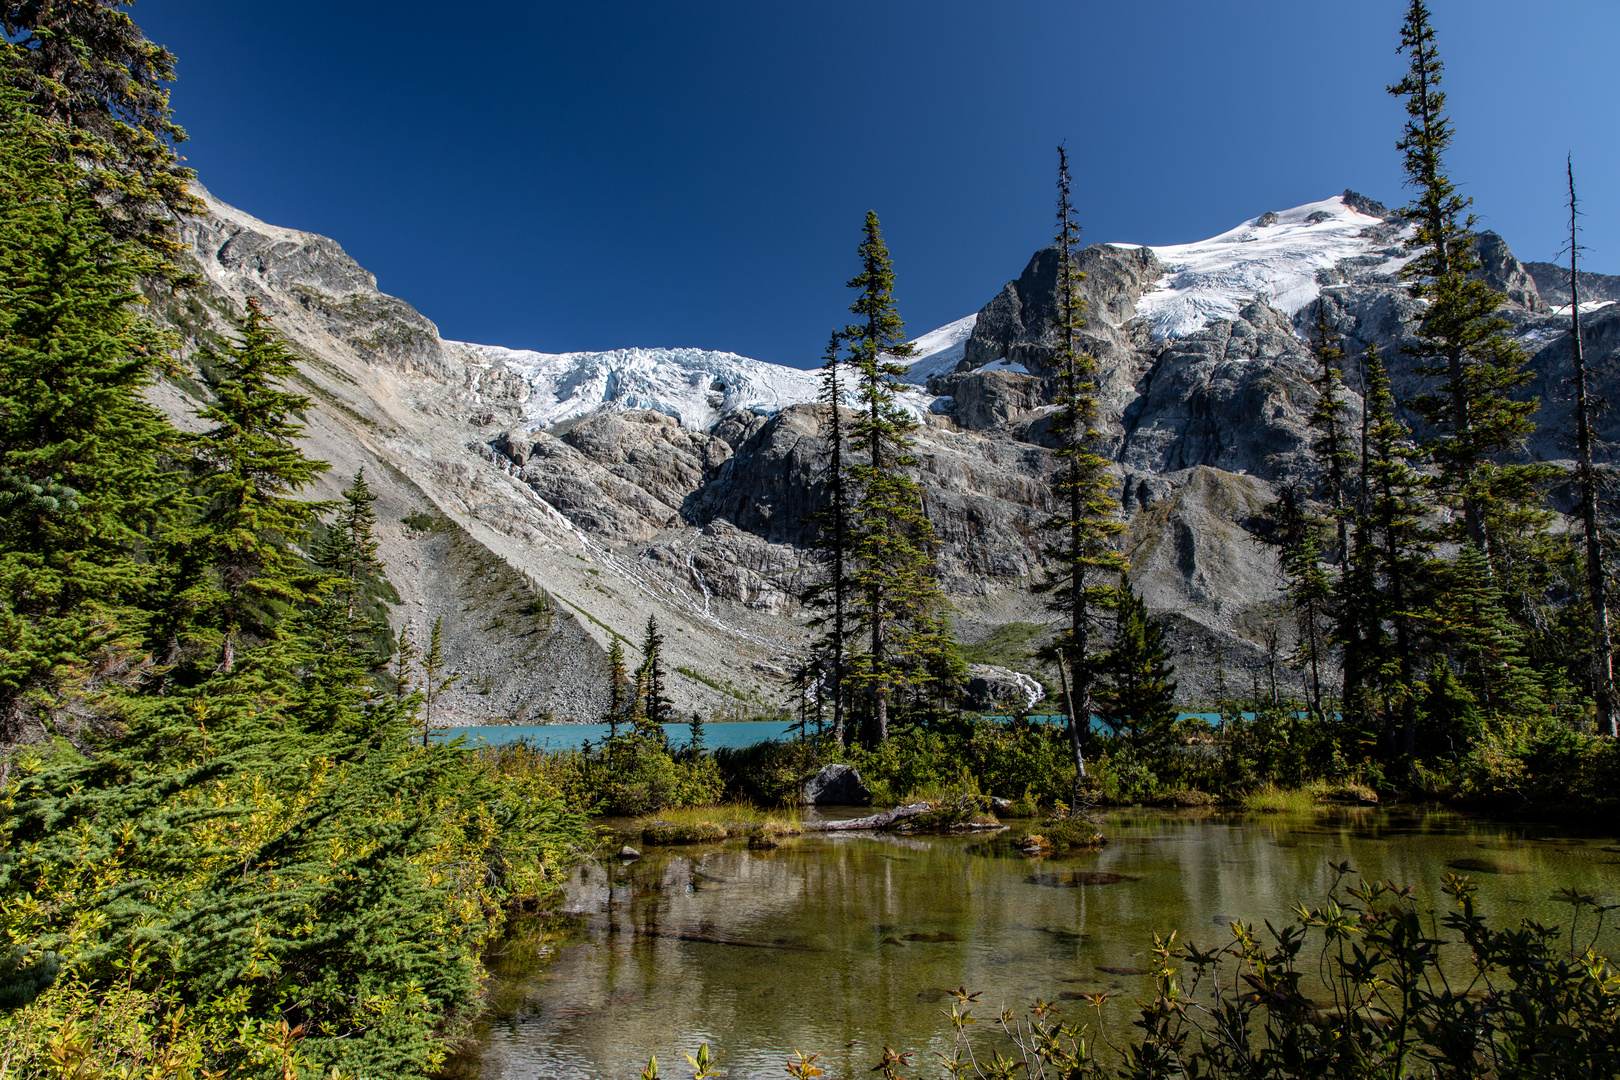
[599,923,819,951]
[801,803,932,832]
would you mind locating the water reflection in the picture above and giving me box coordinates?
[451,807,1620,1080]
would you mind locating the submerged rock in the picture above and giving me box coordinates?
[802,763,872,806]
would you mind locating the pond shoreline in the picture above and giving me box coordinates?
[445,803,1620,1080]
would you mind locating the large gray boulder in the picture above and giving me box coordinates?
[802,763,872,806]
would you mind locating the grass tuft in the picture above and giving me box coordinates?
[634,802,801,844]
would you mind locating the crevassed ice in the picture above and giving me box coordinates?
[461,343,943,434]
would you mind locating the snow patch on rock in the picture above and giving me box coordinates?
[900,314,977,384]
[1109,196,1386,342]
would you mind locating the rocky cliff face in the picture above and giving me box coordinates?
[153,185,1620,717]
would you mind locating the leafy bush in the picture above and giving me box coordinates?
[922,867,1620,1079]
[490,734,723,817]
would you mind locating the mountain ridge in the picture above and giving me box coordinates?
[153,183,1620,720]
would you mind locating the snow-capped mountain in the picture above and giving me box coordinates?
[166,181,1609,721]
[1110,195,1400,341]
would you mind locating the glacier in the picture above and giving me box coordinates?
[1108,195,1391,341]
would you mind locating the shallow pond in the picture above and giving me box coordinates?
[449,806,1620,1079]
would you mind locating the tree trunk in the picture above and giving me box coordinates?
[1568,160,1615,736]
[802,803,930,832]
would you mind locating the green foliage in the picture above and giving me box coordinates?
[1,0,204,280]
[1039,145,1127,795]
[0,75,589,1069]
[839,211,961,745]
[715,720,1080,810]
[637,616,673,735]
[1093,581,1179,755]
[926,867,1620,1079]
[493,734,724,818]
[0,85,174,733]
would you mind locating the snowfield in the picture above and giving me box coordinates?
[900,313,977,384]
[462,343,943,434]
[1108,195,1388,341]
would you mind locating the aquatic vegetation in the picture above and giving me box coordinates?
[635,802,802,844]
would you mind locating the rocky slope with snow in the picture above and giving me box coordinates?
[155,185,1620,717]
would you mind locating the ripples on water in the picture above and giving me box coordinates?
[447,807,1620,1079]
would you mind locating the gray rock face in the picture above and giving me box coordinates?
[927,370,1045,431]
[1471,231,1547,313]
[802,763,872,806]
[1525,262,1620,307]
[1118,301,1319,482]
[962,243,1158,376]
[963,665,1045,712]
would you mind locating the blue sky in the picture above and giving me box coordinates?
[137,0,1617,367]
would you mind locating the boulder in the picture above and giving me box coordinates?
[802,763,871,806]
[963,664,1045,713]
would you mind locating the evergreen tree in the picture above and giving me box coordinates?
[1431,543,1543,723]
[605,636,629,738]
[801,333,854,744]
[1039,145,1127,790]
[842,211,958,745]
[155,300,331,676]
[1307,310,1362,725]
[688,710,705,754]
[1260,488,1334,720]
[1308,309,1358,569]
[1563,159,1614,735]
[0,85,175,734]
[1357,344,1435,759]
[1,0,203,278]
[637,615,672,739]
[422,614,456,743]
[1389,0,1551,578]
[1094,580,1178,756]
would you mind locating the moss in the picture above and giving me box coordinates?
[641,820,728,844]
[1013,816,1106,852]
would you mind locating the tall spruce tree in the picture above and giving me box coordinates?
[1260,488,1334,721]
[1433,542,1543,723]
[160,300,331,675]
[1308,310,1361,723]
[801,333,853,744]
[1,0,202,279]
[1563,159,1614,735]
[842,211,956,745]
[422,614,456,743]
[1093,580,1178,755]
[1358,344,1435,759]
[638,615,673,738]
[605,636,629,738]
[1040,145,1127,789]
[0,85,174,734]
[1389,0,1550,579]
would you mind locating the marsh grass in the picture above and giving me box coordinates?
[634,802,801,844]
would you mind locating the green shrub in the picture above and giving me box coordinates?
[481,734,723,818]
